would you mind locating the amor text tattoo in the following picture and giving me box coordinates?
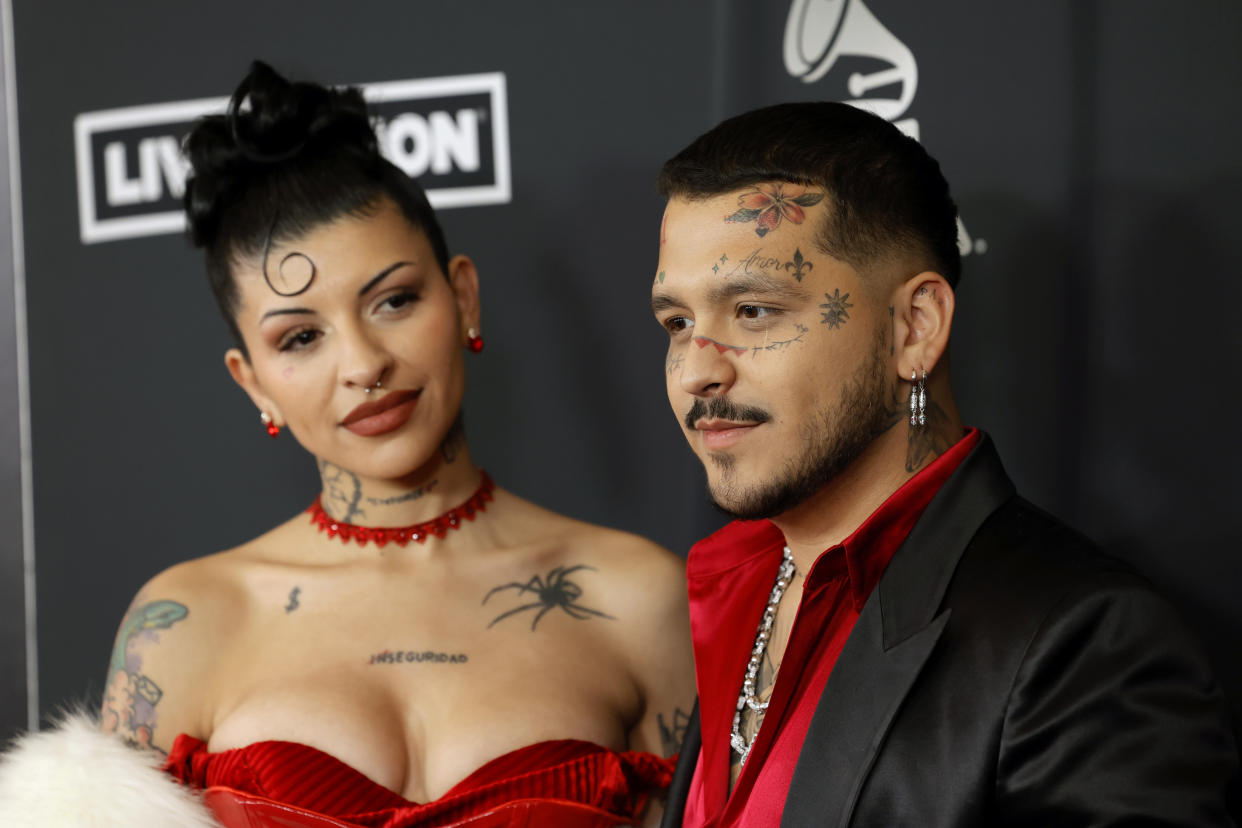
[819,289,853,329]
[101,600,188,753]
[725,184,824,237]
[723,248,781,279]
[285,587,301,613]
[658,707,693,757]
[694,335,748,356]
[319,460,366,523]
[368,649,468,665]
[483,565,615,631]
[666,351,684,376]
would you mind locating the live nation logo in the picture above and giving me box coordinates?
[73,72,511,245]
[784,0,986,256]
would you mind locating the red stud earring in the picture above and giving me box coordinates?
[466,327,484,354]
[260,412,280,438]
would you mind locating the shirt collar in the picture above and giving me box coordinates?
[689,428,982,612]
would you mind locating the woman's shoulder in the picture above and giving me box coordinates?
[102,564,224,750]
[130,537,270,617]
[138,507,311,592]
[100,534,289,750]
[492,488,686,591]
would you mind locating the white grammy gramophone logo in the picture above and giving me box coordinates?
[784,0,983,256]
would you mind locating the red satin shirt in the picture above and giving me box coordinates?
[683,429,980,827]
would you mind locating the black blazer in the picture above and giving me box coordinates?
[663,435,1238,827]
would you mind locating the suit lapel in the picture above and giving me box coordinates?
[780,436,1016,828]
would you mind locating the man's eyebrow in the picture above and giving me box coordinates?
[706,273,812,304]
[358,260,417,296]
[651,292,686,315]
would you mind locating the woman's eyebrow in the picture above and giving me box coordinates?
[260,307,313,322]
[358,260,417,296]
[260,261,419,321]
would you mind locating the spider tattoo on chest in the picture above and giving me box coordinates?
[483,564,615,631]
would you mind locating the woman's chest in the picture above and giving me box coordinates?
[202,572,637,801]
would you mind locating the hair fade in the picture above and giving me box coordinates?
[658,102,961,288]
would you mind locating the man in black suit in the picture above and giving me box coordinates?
[650,101,1237,827]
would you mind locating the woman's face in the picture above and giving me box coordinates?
[225,198,478,483]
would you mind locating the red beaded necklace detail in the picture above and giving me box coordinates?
[307,470,495,548]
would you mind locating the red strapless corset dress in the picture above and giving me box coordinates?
[164,735,675,828]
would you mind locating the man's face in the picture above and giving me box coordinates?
[652,185,898,519]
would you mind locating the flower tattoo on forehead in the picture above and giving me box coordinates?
[725,184,824,237]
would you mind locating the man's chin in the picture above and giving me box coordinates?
[704,463,790,522]
[703,451,839,522]
[708,487,788,522]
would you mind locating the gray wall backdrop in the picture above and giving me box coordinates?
[2,0,1240,743]
[1,0,30,739]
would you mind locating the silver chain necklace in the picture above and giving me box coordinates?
[730,545,796,768]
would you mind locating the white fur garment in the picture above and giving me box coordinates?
[0,711,221,827]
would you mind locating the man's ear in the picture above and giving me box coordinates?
[893,272,955,380]
[446,254,481,341]
[224,348,284,426]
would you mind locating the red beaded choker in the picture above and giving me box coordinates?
[307,470,495,548]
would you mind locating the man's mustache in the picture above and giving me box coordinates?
[684,397,772,431]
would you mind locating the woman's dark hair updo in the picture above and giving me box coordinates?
[183,61,451,354]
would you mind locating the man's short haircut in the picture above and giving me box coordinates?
[657,102,961,288]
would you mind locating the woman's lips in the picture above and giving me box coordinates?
[696,418,760,451]
[342,390,421,437]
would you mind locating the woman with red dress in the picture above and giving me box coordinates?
[93,61,694,827]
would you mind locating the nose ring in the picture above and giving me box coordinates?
[364,379,383,394]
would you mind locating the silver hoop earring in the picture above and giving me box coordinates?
[917,369,927,426]
[908,370,918,426]
[909,370,928,427]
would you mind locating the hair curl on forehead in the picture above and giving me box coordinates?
[182,60,451,357]
[657,101,961,290]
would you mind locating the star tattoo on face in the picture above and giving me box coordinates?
[819,289,853,329]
